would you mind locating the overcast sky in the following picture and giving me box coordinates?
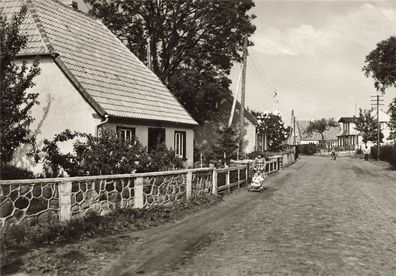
[231,0,396,123]
[76,0,396,123]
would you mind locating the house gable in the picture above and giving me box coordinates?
[1,0,197,126]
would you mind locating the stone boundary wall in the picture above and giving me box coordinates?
[0,167,240,230]
[0,152,296,231]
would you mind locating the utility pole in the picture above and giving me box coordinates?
[370,94,384,160]
[239,34,248,158]
[293,111,296,145]
[146,37,153,71]
[290,110,293,144]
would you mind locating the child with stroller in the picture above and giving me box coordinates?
[248,168,266,192]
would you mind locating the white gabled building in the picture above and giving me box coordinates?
[2,0,198,172]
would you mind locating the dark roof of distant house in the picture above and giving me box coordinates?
[1,0,198,126]
[338,117,356,123]
[296,120,341,141]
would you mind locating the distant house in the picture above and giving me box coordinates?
[194,100,259,157]
[337,111,392,151]
[374,109,392,145]
[3,0,198,171]
[337,117,360,150]
[295,120,340,148]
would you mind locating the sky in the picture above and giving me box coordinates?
[75,0,396,123]
[230,0,396,123]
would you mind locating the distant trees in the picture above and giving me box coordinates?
[354,108,383,147]
[0,7,40,167]
[252,111,289,151]
[84,0,256,124]
[304,118,338,146]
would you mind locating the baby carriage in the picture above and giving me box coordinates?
[248,171,266,192]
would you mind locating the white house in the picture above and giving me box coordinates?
[2,0,198,171]
[337,111,391,151]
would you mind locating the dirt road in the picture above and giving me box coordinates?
[98,156,396,275]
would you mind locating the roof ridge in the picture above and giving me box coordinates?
[25,0,54,53]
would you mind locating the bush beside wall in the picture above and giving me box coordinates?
[371,144,396,168]
[297,144,317,155]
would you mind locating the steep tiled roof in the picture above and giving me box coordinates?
[296,120,341,141]
[1,0,197,126]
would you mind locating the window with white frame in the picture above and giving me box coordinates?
[174,131,186,159]
[117,127,135,142]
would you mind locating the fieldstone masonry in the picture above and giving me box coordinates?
[1,160,291,231]
[0,182,60,229]
[143,174,187,208]
[191,171,213,198]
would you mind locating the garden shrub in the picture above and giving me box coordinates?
[371,144,396,168]
[40,129,183,177]
[0,164,34,180]
[297,144,317,155]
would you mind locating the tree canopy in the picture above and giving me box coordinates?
[354,108,383,146]
[363,36,396,94]
[304,118,338,143]
[0,7,40,166]
[84,0,256,124]
[252,111,289,151]
[387,99,396,142]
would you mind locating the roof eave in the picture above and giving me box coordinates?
[53,56,106,117]
[108,115,198,128]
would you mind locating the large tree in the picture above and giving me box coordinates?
[0,7,40,166]
[354,108,383,147]
[252,111,289,151]
[304,118,338,145]
[84,0,256,124]
[363,36,396,94]
[363,36,396,142]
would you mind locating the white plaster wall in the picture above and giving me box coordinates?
[12,57,101,171]
[165,127,194,168]
[105,123,149,148]
[105,123,195,168]
[244,119,256,153]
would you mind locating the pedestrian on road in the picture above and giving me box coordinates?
[363,145,370,161]
[331,147,337,160]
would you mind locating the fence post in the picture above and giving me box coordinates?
[59,181,72,222]
[212,169,218,195]
[134,177,144,208]
[226,170,230,193]
[245,165,248,184]
[237,168,240,189]
[186,171,192,200]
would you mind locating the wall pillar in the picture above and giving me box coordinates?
[237,169,240,189]
[134,177,144,208]
[186,171,192,200]
[59,181,72,222]
[226,171,230,192]
[212,169,218,195]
